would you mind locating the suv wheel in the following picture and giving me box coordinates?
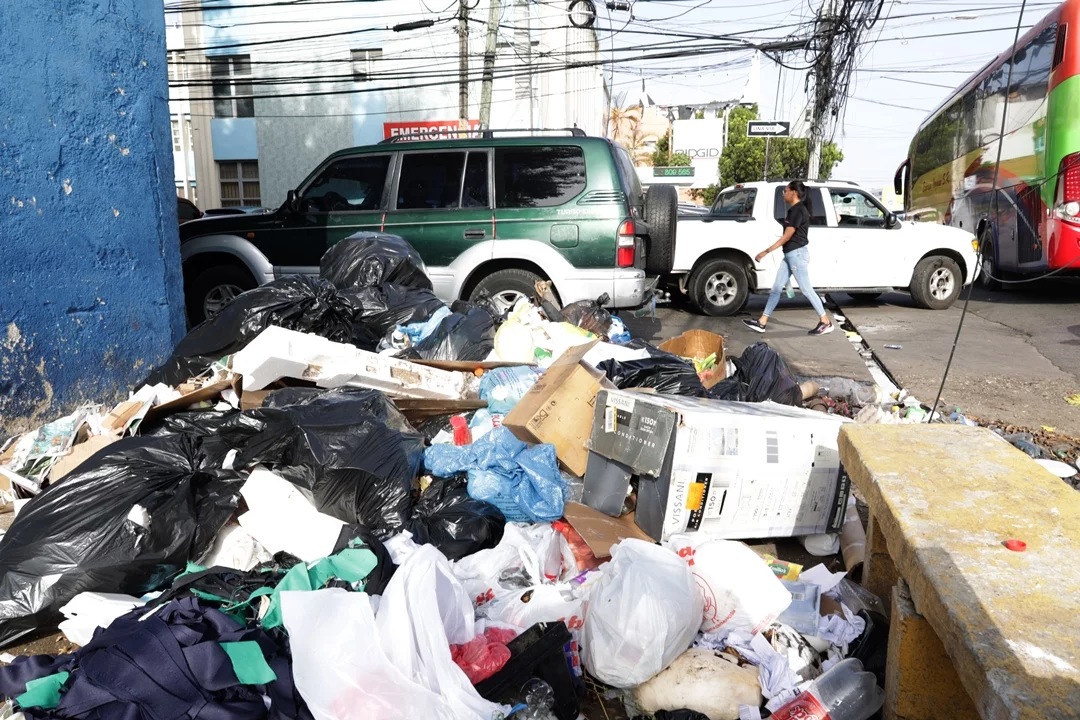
[186,265,257,325]
[644,184,677,274]
[690,258,748,316]
[910,255,962,309]
[469,268,543,316]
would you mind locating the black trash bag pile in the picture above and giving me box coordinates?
[320,232,432,291]
[0,597,312,720]
[407,476,506,562]
[561,294,613,337]
[0,434,243,648]
[598,341,710,398]
[226,387,424,537]
[145,275,376,387]
[341,283,447,337]
[710,342,802,406]
[396,303,497,363]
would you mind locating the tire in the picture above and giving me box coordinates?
[910,255,962,310]
[644,184,678,274]
[847,292,882,303]
[976,231,1001,291]
[469,268,544,316]
[689,258,749,316]
[185,265,257,325]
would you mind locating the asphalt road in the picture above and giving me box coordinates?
[622,279,1080,438]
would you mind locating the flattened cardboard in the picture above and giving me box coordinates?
[658,329,728,388]
[48,435,117,483]
[411,360,534,373]
[143,378,240,423]
[562,502,654,558]
[503,341,614,477]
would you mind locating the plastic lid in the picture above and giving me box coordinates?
[1004,539,1027,552]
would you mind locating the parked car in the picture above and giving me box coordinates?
[672,180,981,315]
[179,130,676,323]
[202,206,274,217]
[177,197,203,224]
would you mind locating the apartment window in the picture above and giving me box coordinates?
[171,118,182,151]
[168,51,186,82]
[219,161,260,207]
[211,55,253,118]
[351,48,382,82]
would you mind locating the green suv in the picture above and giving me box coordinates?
[179,130,677,323]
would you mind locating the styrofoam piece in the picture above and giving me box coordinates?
[58,592,143,646]
[231,326,472,399]
[1035,458,1078,478]
[238,466,345,562]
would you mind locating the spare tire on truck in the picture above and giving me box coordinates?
[644,184,677,274]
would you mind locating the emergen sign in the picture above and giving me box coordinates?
[383,120,480,140]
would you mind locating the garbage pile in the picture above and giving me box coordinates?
[0,232,888,720]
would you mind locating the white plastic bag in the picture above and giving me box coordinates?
[198,522,272,571]
[668,534,792,638]
[581,539,702,688]
[452,523,567,607]
[57,592,143,647]
[479,584,586,634]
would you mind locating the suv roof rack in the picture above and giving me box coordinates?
[378,127,587,144]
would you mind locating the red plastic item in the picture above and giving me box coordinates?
[449,415,473,446]
[553,520,602,572]
[451,627,520,684]
[1004,539,1027,552]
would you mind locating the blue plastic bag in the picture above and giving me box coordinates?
[398,306,453,346]
[424,427,566,523]
[478,366,543,414]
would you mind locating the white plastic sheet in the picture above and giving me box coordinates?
[281,545,508,720]
[237,466,345,562]
[57,592,143,647]
[581,539,702,688]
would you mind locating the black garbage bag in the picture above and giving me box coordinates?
[320,232,433,291]
[396,306,496,363]
[143,275,376,387]
[710,342,801,406]
[598,353,709,398]
[407,476,505,561]
[341,283,447,337]
[229,387,424,537]
[0,434,242,648]
[561,294,612,336]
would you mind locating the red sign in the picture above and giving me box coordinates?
[383,120,481,140]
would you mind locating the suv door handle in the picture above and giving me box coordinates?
[464,229,486,239]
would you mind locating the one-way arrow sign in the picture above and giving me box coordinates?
[747,121,791,138]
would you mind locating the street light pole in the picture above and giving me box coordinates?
[479,0,502,130]
[458,0,470,130]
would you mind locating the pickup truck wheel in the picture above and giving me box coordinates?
[469,268,543,316]
[644,184,677,274]
[910,256,962,310]
[186,265,256,325]
[690,258,748,316]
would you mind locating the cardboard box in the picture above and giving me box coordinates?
[586,389,850,541]
[143,378,241,423]
[658,330,727,388]
[503,341,615,477]
[47,434,117,483]
[562,502,653,558]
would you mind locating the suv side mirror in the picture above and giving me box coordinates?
[285,189,299,213]
[885,211,899,229]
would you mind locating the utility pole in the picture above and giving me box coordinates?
[479,0,502,130]
[806,0,836,179]
[458,0,470,131]
[514,0,533,128]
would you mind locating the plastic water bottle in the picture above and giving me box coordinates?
[784,280,795,299]
[769,659,884,720]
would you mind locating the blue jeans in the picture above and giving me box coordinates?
[763,246,828,319]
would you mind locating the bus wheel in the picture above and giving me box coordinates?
[977,233,1001,291]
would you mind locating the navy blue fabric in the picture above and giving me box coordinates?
[0,598,311,720]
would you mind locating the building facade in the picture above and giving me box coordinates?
[165,0,606,212]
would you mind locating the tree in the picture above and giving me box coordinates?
[715,105,844,188]
[651,134,689,167]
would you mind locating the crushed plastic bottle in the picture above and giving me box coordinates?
[515,678,556,719]
[769,658,884,720]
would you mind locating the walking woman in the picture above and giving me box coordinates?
[742,180,834,336]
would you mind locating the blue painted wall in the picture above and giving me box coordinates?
[0,0,185,433]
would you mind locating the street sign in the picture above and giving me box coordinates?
[746,121,791,138]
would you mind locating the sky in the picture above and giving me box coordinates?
[601,0,1055,187]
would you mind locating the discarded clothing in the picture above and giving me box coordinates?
[0,597,310,720]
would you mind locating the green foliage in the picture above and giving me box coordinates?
[651,134,671,167]
[669,152,691,167]
[718,105,844,186]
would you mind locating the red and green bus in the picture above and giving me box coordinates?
[894,0,1080,284]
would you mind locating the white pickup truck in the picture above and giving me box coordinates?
[671,180,981,315]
